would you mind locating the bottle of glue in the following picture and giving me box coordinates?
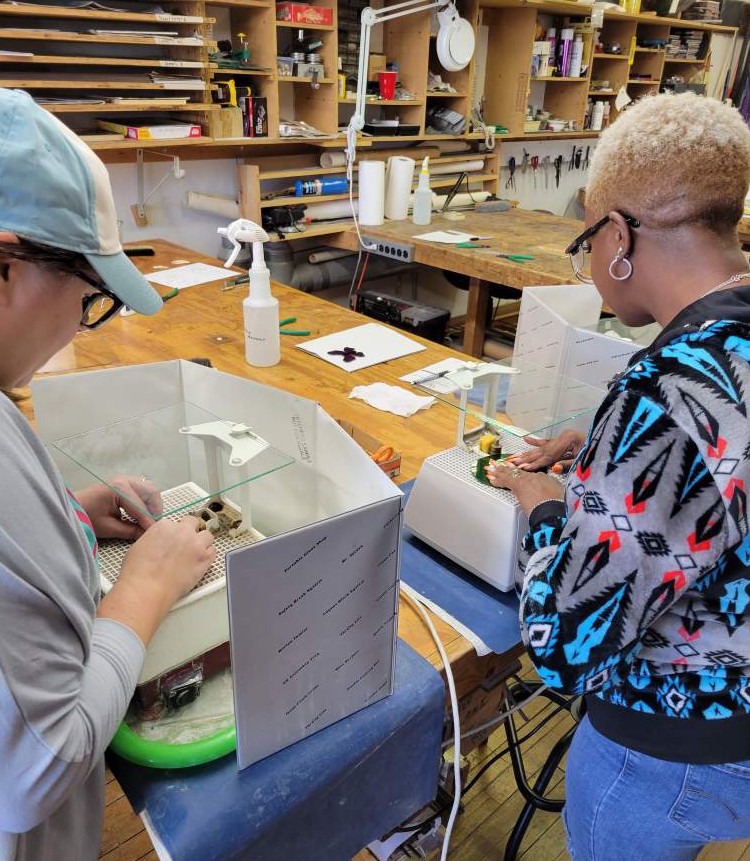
[412,156,432,226]
[218,218,280,367]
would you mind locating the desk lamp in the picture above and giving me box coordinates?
[345,0,475,242]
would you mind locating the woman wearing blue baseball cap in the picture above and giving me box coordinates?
[0,89,216,861]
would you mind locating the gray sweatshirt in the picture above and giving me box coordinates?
[0,394,145,861]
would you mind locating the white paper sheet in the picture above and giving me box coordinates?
[399,358,467,393]
[144,262,232,289]
[296,323,425,371]
[413,230,476,244]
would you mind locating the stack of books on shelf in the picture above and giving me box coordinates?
[666,29,705,58]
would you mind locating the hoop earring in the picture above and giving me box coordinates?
[609,248,633,281]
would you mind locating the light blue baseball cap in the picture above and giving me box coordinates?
[0,89,162,315]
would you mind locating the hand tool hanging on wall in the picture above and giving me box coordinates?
[531,155,539,189]
[520,148,530,175]
[568,145,577,172]
[574,147,582,170]
[541,155,551,190]
[554,155,563,188]
[582,146,591,171]
[505,157,517,191]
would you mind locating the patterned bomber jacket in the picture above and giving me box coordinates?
[519,308,750,735]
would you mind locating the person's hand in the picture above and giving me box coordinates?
[98,516,216,646]
[75,476,163,540]
[119,516,216,605]
[506,430,585,473]
[485,459,564,515]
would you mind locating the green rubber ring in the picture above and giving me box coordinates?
[109,721,236,769]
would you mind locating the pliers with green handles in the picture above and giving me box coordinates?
[496,253,535,262]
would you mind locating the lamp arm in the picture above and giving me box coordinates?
[345,0,450,179]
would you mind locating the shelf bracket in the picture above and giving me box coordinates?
[130,148,187,228]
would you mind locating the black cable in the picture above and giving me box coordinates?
[462,699,571,795]
[386,695,573,840]
[347,247,363,309]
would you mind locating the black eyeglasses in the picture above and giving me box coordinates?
[74,270,124,329]
[564,213,641,284]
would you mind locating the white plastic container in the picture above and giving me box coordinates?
[244,255,280,367]
[219,218,281,368]
[569,35,584,78]
[591,100,605,131]
[412,156,433,226]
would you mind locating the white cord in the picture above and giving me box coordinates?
[402,586,461,861]
[441,681,549,748]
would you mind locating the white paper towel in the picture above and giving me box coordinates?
[349,383,435,417]
[319,151,347,167]
[358,160,385,226]
[384,156,415,221]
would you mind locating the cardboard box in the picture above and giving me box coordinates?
[367,53,387,81]
[251,95,268,137]
[96,119,201,140]
[336,419,401,479]
[32,361,402,769]
[276,2,332,25]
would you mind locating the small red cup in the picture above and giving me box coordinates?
[378,70,397,100]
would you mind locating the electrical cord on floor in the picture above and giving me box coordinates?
[401,584,462,861]
[462,699,570,795]
[440,681,550,749]
[389,695,570,838]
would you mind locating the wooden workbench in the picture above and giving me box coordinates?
[330,208,582,356]
[33,238,522,714]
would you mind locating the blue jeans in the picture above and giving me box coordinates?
[564,716,750,861]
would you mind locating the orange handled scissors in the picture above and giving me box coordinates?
[371,445,394,464]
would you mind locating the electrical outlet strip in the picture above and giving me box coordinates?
[362,236,415,262]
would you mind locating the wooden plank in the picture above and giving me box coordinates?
[237,162,262,223]
[0,4,207,22]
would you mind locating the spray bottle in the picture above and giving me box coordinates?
[412,156,432,226]
[219,218,280,367]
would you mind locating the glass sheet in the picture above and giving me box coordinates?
[50,401,295,519]
[409,358,604,439]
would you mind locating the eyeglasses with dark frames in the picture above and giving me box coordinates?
[564,213,641,284]
[74,270,124,330]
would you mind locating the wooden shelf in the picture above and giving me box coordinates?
[212,67,275,76]
[530,76,586,82]
[44,101,216,113]
[338,98,424,106]
[0,73,207,89]
[268,219,353,242]
[0,55,210,69]
[260,191,349,208]
[591,53,630,60]
[627,78,661,84]
[426,91,468,97]
[663,56,706,63]
[0,4,209,23]
[633,47,664,53]
[207,0,271,6]
[89,136,214,151]
[2,28,209,47]
[275,20,334,31]
[278,76,335,84]
[588,89,617,95]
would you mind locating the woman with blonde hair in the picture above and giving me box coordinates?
[0,88,216,861]
[487,92,750,859]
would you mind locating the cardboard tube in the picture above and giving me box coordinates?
[430,159,485,175]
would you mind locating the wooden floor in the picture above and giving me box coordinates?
[99,661,750,861]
